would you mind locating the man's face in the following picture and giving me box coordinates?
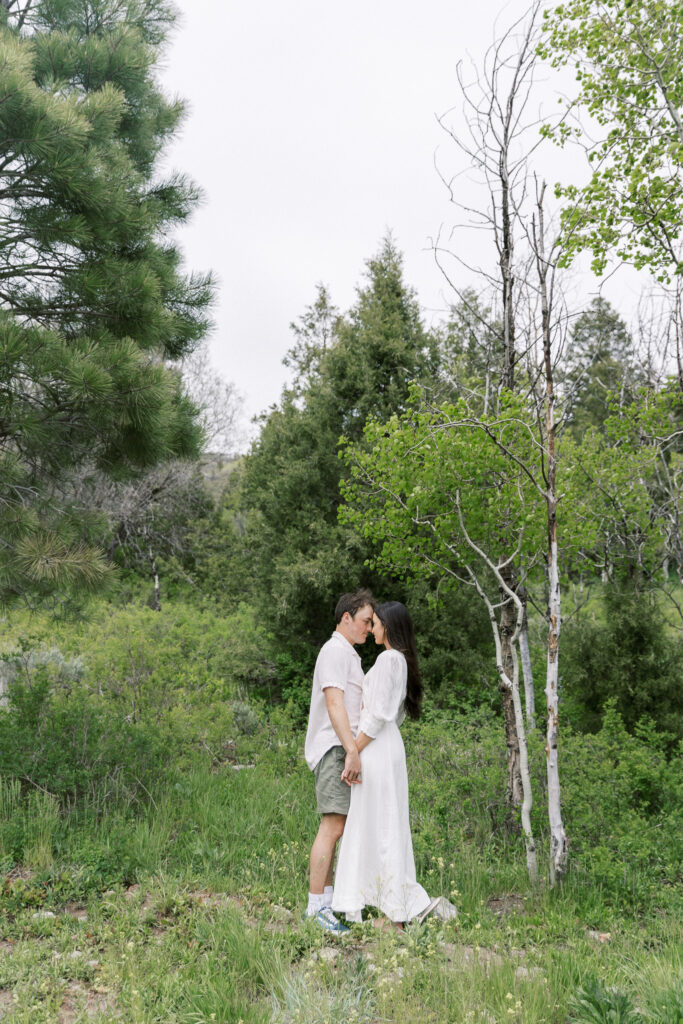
[346,604,374,645]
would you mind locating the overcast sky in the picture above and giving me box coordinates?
[158,0,645,428]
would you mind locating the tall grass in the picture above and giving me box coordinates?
[0,753,681,1024]
[0,603,681,1022]
[22,790,60,873]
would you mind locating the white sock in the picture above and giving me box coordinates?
[306,892,326,916]
[324,885,333,906]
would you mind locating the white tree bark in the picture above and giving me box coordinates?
[545,538,567,884]
[149,547,161,613]
[472,572,538,885]
[518,588,536,729]
[508,617,538,885]
[533,184,568,884]
[456,503,538,885]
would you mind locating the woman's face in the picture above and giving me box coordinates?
[371,614,387,647]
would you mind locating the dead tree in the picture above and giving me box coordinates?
[433,4,545,807]
[530,181,569,883]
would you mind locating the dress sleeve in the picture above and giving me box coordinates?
[358,651,406,738]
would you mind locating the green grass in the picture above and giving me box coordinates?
[0,597,681,1022]
[0,753,680,1024]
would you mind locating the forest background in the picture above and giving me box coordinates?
[0,1,681,1022]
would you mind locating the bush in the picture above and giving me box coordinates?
[0,603,278,810]
[74,602,275,715]
[403,704,682,909]
[0,655,169,806]
[561,584,683,742]
[568,978,640,1024]
[553,705,683,906]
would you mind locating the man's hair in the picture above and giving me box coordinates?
[334,589,375,624]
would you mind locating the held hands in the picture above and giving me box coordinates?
[341,748,362,787]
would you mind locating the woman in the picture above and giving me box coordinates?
[331,601,432,927]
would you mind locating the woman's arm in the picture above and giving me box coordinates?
[357,651,405,741]
[341,729,373,782]
[355,731,373,753]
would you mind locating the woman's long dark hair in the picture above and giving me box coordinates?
[375,601,422,720]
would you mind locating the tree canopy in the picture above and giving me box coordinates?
[239,240,439,667]
[0,0,213,605]
[540,0,683,279]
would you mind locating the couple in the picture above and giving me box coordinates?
[304,589,432,934]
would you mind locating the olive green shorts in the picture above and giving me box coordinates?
[314,745,350,816]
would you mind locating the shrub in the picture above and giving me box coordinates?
[568,978,640,1024]
[0,604,278,811]
[556,705,683,890]
[561,585,683,742]
[403,704,682,908]
[0,651,169,807]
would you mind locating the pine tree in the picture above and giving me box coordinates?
[0,0,213,605]
[563,298,636,435]
[239,238,440,678]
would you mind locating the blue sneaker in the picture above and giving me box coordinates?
[314,906,349,934]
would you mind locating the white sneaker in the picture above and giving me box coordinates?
[314,906,349,934]
[416,896,444,924]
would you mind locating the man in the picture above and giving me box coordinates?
[304,589,374,933]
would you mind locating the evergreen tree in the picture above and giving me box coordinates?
[0,0,213,605]
[439,289,502,410]
[239,239,446,686]
[563,297,635,435]
[561,584,683,742]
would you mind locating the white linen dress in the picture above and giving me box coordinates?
[331,648,431,923]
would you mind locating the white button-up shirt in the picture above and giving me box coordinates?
[304,631,364,770]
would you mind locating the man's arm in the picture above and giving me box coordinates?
[324,687,361,784]
[340,731,372,782]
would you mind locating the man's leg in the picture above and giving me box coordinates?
[307,747,350,931]
[309,813,345,895]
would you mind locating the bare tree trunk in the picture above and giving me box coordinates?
[508,617,538,884]
[436,4,541,815]
[534,184,568,884]
[499,140,516,395]
[544,531,567,884]
[518,584,536,729]
[149,548,161,612]
[495,77,525,807]
[461,542,537,884]
[499,568,524,807]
